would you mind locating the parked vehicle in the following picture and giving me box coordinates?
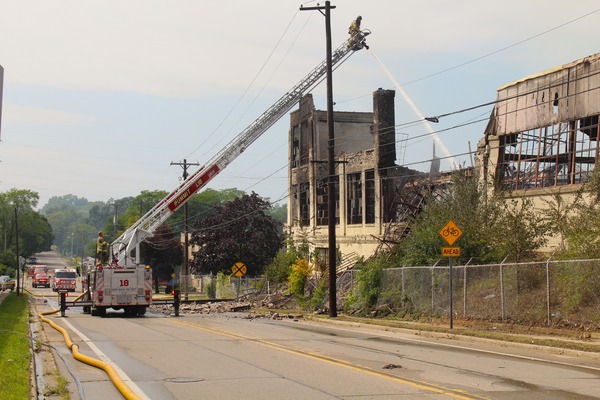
[0,275,15,291]
[51,269,77,292]
[28,265,48,278]
[33,273,50,288]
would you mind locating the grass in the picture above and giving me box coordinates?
[43,372,70,399]
[0,292,31,400]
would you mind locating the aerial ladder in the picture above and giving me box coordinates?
[111,30,371,268]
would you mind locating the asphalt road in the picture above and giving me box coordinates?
[33,300,600,400]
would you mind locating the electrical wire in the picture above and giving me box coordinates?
[337,7,600,105]
[184,10,303,160]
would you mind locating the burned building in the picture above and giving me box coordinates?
[483,52,600,192]
[287,89,421,268]
[479,52,600,249]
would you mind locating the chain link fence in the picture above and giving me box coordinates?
[340,258,600,327]
[179,274,266,299]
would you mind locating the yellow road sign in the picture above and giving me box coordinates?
[442,247,461,257]
[232,261,247,277]
[439,220,463,246]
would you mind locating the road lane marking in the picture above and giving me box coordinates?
[59,318,151,400]
[170,318,490,400]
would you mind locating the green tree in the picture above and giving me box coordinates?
[493,197,548,262]
[0,189,53,258]
[41,194,89,214]
[122,190,169,229]
[559,170,600,259]
[396,171,503,266]
[190,192,283,275]
[44,205,80,254]
[18,211,54,256]
[102,197,132,242]
[87,202,112,231]
[175,188,246,229]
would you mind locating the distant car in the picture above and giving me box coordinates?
[33,273,50,288]
[27,256,38,264]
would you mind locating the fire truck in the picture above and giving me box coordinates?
[83,28,370,317]
[51,268,78,292]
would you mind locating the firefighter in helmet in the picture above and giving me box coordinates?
[347,16,368,49]
[349,15,362,37]
[97,231,109,264]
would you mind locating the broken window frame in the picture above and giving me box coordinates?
[365,169,376,224]
[316,178,328,226]
[314,176,340,226]
[347,172,363,225]
[299,182,310,227]
[499,115,599,190]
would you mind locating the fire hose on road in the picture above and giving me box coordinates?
[37,294,142,400]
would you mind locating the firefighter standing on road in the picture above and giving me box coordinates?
[97,231,109,264]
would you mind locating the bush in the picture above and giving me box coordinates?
[353,255,385,311]
[288,258,311,299]
[265,251,294,284]
[206,277,216,299]
[304,279,327,311]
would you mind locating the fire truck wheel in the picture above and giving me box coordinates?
[91,306,106,316]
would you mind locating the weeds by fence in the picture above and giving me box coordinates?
[182,274,266,299]
[340,258,600,327]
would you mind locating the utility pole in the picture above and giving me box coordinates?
[171,159,200,301]
[300,1,338,317]
[109,202,118,239]
[14,207,20,296]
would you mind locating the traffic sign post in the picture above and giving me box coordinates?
[232,262,247,300]
[232,262,247,277]
[439,220,463,330]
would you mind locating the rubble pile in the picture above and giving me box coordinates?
[149,294,304,321]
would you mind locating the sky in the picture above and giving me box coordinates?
[1,1,599,211]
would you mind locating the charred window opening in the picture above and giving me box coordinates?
[580,115,599,141]
[292,126,300,168]
[299,182,310,226]
[291,123,309,168]
[553,92,559,115]
[499,118,599,190]
[365,170,375,224]
[316,178,328,226]
[347,173,362,225]
[315,177,339,226]
[300,122,309,167]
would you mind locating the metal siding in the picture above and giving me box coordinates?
[496,54,600,135]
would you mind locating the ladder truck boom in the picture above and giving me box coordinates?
[113,30,370,267]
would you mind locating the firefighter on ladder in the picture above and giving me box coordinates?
[96,231,109,264]
[348,16,368,50]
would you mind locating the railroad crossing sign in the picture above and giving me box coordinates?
[439,220,463,246]
[232,261,247,277]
